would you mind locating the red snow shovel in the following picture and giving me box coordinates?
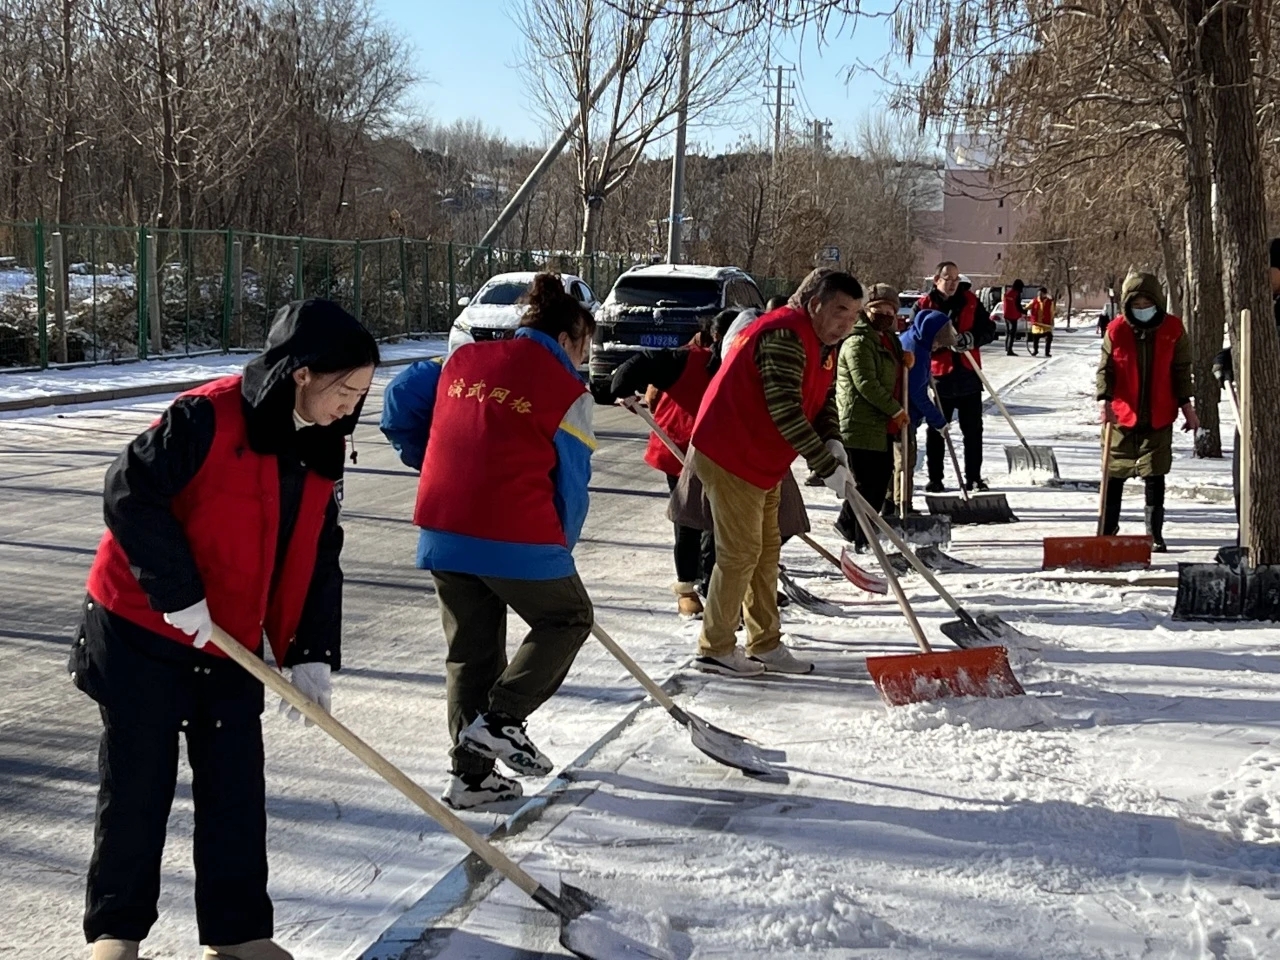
[624,398,887,595]
[1042,422,1152,571]
[206,624,675,960]
[843,488,1024,707]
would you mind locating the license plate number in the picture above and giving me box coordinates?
[640,333,681,348]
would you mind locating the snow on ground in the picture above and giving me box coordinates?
[3,328,1276,960]
[0,339,445,404]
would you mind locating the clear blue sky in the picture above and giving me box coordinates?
[377,0,901,151]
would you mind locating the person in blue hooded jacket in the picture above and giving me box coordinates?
[895,309,957,510]
[380,357,445,470]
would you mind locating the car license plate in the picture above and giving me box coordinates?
[640,333,682,348]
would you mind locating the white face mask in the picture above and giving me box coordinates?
[1131,305,1158,322]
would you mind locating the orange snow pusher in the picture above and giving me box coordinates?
[843,484,1024,707]
[1041,423,1152,571]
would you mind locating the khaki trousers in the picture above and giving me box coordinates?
[692,449,782,658]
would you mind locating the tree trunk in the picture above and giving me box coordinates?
[579,192,603,258]
[1157,216,1182,317]
[1204,1,1280,563]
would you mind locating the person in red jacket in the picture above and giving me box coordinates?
[690,271,862,677]
[413,274,598,809]
[70,301,379,960]
[608,309,738,617]
[1002,279,1026,356]
[914,262,997,492]
[1096,272,1198,550]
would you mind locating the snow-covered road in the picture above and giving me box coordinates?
[3,329,1276,959]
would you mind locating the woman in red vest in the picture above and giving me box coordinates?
[608,309,739,618]
[70,301,378,960]
[1097,272,1198,550]
[413,274,597,810]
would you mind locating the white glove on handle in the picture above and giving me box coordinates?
[280,662,332,726]
[824,438,849,469]
[163,599,213,649]
[823,464,854,498]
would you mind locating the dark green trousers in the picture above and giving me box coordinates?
[431,571,593,777]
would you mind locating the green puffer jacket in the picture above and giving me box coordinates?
[837,316,905,452]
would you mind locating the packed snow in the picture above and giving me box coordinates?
[2,327,1277,960]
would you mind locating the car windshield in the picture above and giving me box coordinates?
[476,281,529,306]
[610,277,720,309]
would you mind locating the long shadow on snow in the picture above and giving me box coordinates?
[576,770,1280,880]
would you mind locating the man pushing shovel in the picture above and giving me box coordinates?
[688,271,863,677]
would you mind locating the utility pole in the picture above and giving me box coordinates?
[773,65,784,161]
[665,1,693,265]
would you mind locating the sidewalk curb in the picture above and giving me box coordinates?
[0,353,437,413]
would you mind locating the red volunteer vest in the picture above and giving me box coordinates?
[921,290,982,378]
[86,376,334,664]
[1002,288,1025,323]
[646,345,713,476]
[691,306,835,490]
[1030,297,1055,329]
[414,337,587,545]
[1109,314,1184,429]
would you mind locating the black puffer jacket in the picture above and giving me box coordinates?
[97,299,377,672]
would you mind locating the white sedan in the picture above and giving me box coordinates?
[447,272,598,361]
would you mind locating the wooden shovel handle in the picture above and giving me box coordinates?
[591,623,681,715]
[205,625,546,900]
[844,488,932,654]
[964,349,1033,451]
[1096,422,1113,537]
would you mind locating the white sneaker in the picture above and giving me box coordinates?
[750,642,814,675]
[442,770,524,810]
[695,646,766,677]
[456,713,553,776]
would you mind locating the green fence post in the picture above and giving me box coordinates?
[590,253,597,290]
[294,238,304,300]
[447,242,456,313]
[221,228,233,352]
[399,236,410,335]
[34,219,47,368]
[353,240,363,323]
[486,245,494,279]
[136,226,148,360]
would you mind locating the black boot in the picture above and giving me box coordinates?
[1102,477,1125,536]
[1145,505,1166,552]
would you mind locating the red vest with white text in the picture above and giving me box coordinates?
[646,345,713,476]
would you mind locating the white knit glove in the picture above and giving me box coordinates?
[280,662,332,726]
[824,438,849,469]
[163,599,213,649]
[823,464,854,498]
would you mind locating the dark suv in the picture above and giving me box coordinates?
[589,264,764,402]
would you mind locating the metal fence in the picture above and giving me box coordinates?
[0,220,788,370]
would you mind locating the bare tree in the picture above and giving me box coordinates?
[516,0,757,259]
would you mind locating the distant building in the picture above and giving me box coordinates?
[913,135,1025,288]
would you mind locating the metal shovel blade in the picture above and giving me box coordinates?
[686,712,789,782]
[916,545,977,572]
[882,514,952,546]
[558,882,677,960]
[925,492,1018,525]
[940,611,1037,650]
[779,568,843,616]
[1172,561,1280,622]
[1005,443,1060,480]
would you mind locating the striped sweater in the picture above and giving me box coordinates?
[754,329,841,478]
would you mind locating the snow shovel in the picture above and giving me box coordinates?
[926,422,1018,525]
[890,407,956,543]
[964,349,1060,480]
[205,624,674,960]
[851,484,1032,651]
[1042,422,1152,571]
[779,566,843,614]
[624,398,889,596]
[844,489,1024,706]
[590,624,788,781]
